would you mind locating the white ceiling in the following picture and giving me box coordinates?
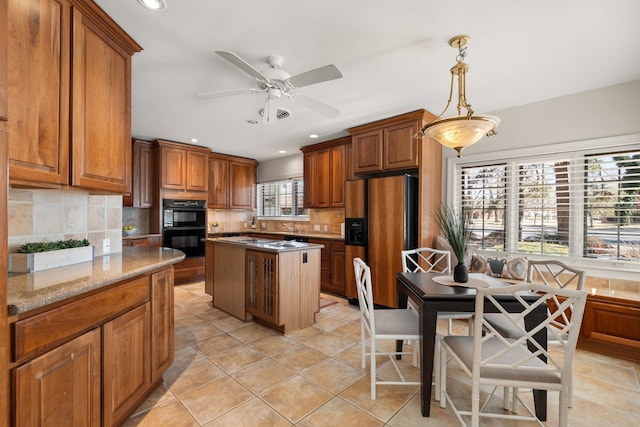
[95,0,640,162]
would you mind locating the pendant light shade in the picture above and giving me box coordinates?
[417,35,498,157]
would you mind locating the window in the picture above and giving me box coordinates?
[460,165,507,250]
[257,179,307,218]
[452,135,640,265]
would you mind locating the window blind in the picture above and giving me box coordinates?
[455,147,640,262]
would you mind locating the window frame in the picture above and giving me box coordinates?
[447,133,640,276]
[256,178,309,220]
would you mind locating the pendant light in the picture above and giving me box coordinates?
[416,35,499,157]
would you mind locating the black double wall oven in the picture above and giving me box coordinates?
[162,199,207,257]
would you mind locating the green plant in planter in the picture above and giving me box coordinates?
[435,206,471,282]
[17,238,91,254]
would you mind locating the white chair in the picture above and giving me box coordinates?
[353,257,420,400]
[402,247,472,335]
[481,259,585,407]
[439,282,587,427]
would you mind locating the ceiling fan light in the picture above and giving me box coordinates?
[137,0,167,11]
[424,115,499,157]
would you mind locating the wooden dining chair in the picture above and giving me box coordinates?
[353,257,420,399]
[440,282,587,427]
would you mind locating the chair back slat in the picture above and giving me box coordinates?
[354,257,375,334]
[527,260,586,290]
[401,247,451,273]
[474,283,587,375]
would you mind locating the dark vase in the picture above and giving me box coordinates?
[453,261,469,283]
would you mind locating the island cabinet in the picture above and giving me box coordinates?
[208,154,258,209]
[7,0,141,192]
[158,140,210,193]
[10,266,174,427]
[301,136,352,208]
[245,248,321,333]
[348,109,435,175]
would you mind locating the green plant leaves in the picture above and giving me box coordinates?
[17,238,91,254]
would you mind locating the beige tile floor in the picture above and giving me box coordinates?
[125,281,640,426]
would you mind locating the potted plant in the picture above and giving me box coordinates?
[435,205,471,283]
[210,222,219,233]
[9,238,94,273]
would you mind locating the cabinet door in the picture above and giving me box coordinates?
[14,329,101,427]
[303,151,316,208]
[160,146,186,190]
[329,145,346,207]
[208,156,229,208]
[103,303,150,427]
[353,129,383,173]
[151,268,173,383]
[315,149,330,207]
[303,150,329,208]
[8,0,70,186]
[383,120,419,170]
[330,242,346,296]
[310,239,331,294]
[229,161,255,208]
[71,8,131,193]
[186,150,208,192]
[133,141,156,207]
[246,251,279,325]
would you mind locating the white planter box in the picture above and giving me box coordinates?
[9,246,95,273]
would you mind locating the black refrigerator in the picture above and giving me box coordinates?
[344,174,419,307]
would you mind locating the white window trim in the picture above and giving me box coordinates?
[447,133,640,279]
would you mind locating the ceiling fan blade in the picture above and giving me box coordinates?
[215,50,271,84]
[196,88,261,98]
[288,64,343,88]
[262,98,279,125]
[293,94,340,118]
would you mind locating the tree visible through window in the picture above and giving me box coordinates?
[456,147,640,262]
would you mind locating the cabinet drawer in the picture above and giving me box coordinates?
[13,276,150,361]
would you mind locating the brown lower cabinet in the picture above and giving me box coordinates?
[14,329,101,426]
[578,295,640,362]
[309,238,346,297]
[122,235,162,247]
[11,266,174,426]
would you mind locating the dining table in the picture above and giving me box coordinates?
[396,271,548,418]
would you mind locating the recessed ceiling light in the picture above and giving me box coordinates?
[189,138,198,143]
[137,0,167,11]
[279,150,287,154]
[309,134,319,139]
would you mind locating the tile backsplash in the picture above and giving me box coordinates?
[8,189,123,256]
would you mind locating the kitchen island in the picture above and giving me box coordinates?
[7,247,184,426]
[206,237,323,333]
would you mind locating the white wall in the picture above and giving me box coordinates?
[257,153,303,183]
[442,80,640,169]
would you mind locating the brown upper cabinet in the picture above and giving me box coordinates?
[348,109,435,175]
[124,140,156,207]
[301,136,352,208]
[208,154,257,209]
[7,0,141,193]
[157,140,210,193]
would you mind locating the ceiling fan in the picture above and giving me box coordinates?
[197,51,343,124]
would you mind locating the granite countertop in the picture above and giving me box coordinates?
[207,236,324,253]
[122,233,162,240]
[7,247,185,316]
[207,230,344,241]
